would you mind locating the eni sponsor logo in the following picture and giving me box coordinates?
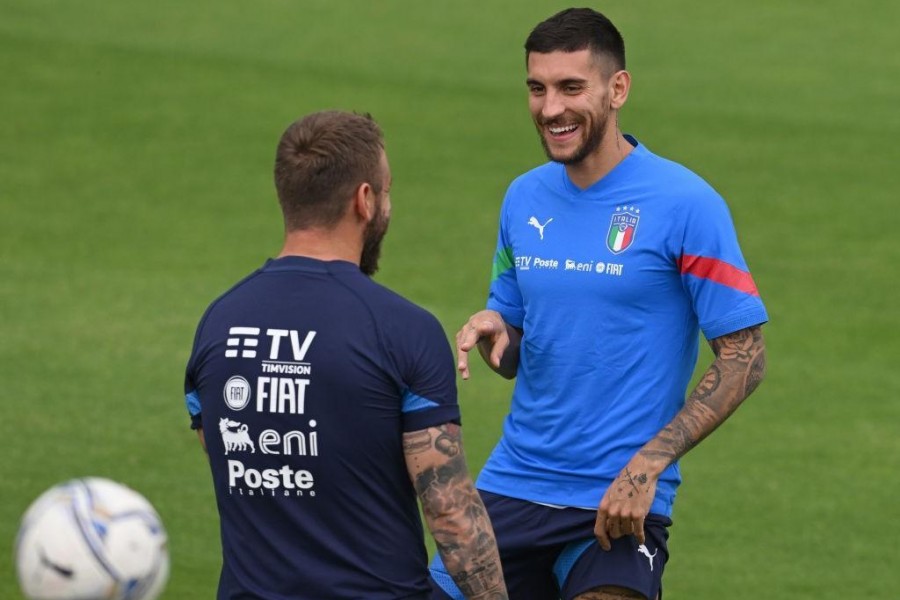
[564,259,624,276]
[220,418,256,454]
[221,419,320,497]
[219,420,319,458]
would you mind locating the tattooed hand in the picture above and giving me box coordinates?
[595,460,658,551]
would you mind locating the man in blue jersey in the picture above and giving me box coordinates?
[430,9,768,600]
[185,111,508,600]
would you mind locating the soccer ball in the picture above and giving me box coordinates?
[15,477,169,600]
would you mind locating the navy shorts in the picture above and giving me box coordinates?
[429,490,671,600]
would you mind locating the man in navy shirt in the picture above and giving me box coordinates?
[430,8,768,600]
[185,110,508,600]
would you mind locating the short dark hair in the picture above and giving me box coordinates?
[274,111,384,230]
[525,8,626,73]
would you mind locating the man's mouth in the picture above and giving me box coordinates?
[547,123,579,136]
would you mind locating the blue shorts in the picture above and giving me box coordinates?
[429,490,671,600]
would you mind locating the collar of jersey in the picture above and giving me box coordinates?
[262,255,360,274]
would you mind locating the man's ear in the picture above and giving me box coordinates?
[609,69,631,110]
[352,182,376,222]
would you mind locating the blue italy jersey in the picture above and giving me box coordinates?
[184,256,460,599]
[478,136,768,517]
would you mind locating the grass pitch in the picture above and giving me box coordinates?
[2,1,898,598]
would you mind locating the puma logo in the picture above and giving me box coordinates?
[637,544,658,571]
[527,216,553,240]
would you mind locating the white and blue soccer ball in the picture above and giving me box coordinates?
[15,477,169,600]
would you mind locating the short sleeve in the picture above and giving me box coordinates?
[183,322,205,431]
[486,193,525,328]
[679,190,769,340]
[396,312,461,432]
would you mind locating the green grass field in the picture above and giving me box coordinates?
[2,1,898,598]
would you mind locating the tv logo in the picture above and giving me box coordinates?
[225,327,317,361]
[226,327,260,358]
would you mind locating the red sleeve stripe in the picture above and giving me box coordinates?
[678,254,760,297]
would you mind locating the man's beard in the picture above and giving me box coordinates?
[359,204,390,276]
[537,109,609,165]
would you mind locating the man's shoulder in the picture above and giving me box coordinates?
[634,142,722,201]
[499,162,564,214]
[508,161,561,190]
[191,266,268,332]
[358,277,437,321]
[329,275,443,346]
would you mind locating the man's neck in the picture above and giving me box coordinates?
[277,226,361,265]
[564,130,634,190]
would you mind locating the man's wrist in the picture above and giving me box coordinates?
[631,448,670,479]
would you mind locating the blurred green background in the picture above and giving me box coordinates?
[2,1,898,598]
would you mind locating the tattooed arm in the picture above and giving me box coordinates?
[594,325,767,551]
[404,423,508,600]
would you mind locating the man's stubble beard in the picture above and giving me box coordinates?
[359,203,390,276]
[537,105,610,165]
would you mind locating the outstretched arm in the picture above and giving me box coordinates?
[404,423,508,600]
[595,325,767,550]
[455,310,523,380]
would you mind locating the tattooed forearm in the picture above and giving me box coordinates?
[417,458,503,597]
[693,364,721,402]
[639,326,766,468]
[403,430,431,454]
[406,423,508,599]
[435,429,461,457]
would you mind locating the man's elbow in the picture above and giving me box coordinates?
[745,344,767,397]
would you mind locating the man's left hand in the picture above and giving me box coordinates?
[594,460,658,551]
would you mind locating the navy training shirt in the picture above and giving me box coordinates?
[184,256,461,599]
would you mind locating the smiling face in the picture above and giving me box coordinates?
[527,49,615,165]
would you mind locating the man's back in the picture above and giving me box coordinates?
[185,256,460,599]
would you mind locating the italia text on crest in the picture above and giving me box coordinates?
[606,205,640,254]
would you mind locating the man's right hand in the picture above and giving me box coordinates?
[455,310,515,380]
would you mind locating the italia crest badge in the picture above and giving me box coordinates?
[606,205,640,254]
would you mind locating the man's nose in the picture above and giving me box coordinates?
[541,90,566,121]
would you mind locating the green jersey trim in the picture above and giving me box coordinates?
[491,245,515,282]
